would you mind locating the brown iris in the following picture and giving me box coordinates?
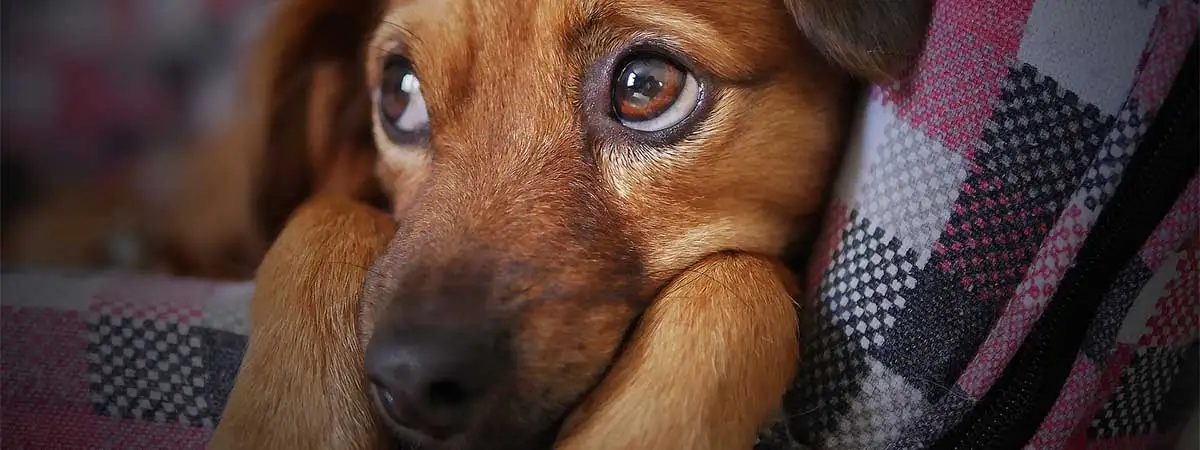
[380,61,413,124]
[613,58,684,122]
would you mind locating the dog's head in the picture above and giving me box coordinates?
[254,0,929,447]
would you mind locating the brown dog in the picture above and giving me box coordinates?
[215,0,929,448]
[212,196,799,449]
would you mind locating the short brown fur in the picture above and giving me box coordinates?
[348,1,846,446]
[213,200,800,449]
[219,0,930,448]
[210,197,393,450]
[556,252,801,450]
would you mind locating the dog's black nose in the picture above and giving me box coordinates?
[364,327,503,438]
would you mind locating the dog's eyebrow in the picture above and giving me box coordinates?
[563,6,604,52]
[566,1,757,83]
[376,4,419,43]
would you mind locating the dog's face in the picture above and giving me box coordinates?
[359,0,846,446]
[250,0,928,447]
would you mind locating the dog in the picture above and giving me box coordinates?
[214,0,930,448]
[211,196,800,450]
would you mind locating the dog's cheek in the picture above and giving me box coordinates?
[512,300,634,415]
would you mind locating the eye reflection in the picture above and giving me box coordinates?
[611,56,699,133]
[379,56,430,140]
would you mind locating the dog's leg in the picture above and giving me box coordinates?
[215,208,796,450]
[556,252,800,450]
[210,196,394,450]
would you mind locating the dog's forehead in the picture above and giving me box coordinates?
[381,0,584,42]
[375,0,801,78]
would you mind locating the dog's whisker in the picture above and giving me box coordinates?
[658,263,770,309]
[784,404,824,420]
[316,260,389,279]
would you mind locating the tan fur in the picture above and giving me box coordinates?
[215,199,799,449]
[557,253,800,450]
[151,0,391,278]
[209,197,393,450]
[353,3,847,446]
[218,0,930,448]
[241,0,385,242]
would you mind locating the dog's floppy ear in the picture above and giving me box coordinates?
[785,0,932,83]
[245,0,387,241]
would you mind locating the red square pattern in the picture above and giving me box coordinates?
[883,0,1036,159]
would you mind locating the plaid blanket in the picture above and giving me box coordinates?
[759,0,1200,449]
[2,272,252,448]
[3,0,1197,449]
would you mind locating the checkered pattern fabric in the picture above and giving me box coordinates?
[2,272,252,448]
[760,0,1199,449]
[3,0,1197,449]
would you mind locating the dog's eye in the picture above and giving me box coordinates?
[612,57,699,132]
[379,57,429,139]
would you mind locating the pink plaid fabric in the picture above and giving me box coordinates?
[3,1,1197,449]
[2,273,252,449]
[758,0,1199,449]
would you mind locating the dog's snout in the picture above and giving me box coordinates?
[364,326,505,438]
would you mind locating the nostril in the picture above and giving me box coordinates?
[427,379,468,407]
[373,383,417,435]
[364,326,508,438]
[379,386,398,406]
[373,384,402,416]
[372,379,472,441]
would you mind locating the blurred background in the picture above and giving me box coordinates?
[1,0,275,277]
